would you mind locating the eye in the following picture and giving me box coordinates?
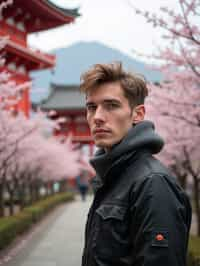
[86,104,96,112]
[104,102,119,110]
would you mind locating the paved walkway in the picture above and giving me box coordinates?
[1,195,92,266]
[0,194,197,266]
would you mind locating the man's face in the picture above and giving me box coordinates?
[86,82,136,151]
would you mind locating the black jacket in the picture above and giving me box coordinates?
[82,121,191,266]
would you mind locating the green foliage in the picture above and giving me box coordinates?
[188,235,200,266]
[0,212,32,249]
[0,192,74,250]
[24,192,74,222]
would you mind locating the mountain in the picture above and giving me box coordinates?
[30,41,162,103]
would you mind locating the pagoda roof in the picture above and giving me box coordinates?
[1,0,80,32]
[4,39,55,70]
[40,83,85,110]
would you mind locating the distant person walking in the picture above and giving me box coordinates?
[76,171,89,201]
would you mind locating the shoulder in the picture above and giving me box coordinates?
[130,171,190,214]
[125,151,174,184]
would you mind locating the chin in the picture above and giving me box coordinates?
[95,140,114,150]
[94,135,119,149]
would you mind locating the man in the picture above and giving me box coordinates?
[80,62,191,266]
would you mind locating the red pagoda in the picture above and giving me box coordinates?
[0,0,79,117]
[40,83,95,156]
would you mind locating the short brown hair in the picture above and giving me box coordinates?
[80,62,148,108]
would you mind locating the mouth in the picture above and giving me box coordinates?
[93,129,111,135]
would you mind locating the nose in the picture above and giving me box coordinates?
[93,106,105,124]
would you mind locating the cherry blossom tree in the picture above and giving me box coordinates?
[145,82,200,235]
[0,35,85,217]
[0,104,85,216]
[127,0,200,234]
[128,0,200,84]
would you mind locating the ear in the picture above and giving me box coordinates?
[132,105,145,124]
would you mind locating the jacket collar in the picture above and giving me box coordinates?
[90,120,164,187]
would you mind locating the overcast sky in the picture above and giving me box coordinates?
[28,0,179,59]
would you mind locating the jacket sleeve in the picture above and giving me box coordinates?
[130,173,191,266]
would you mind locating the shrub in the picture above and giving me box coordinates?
[0,192,74,250]
[188,235,200,266]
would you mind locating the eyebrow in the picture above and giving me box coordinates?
[86,99,121,106]
[86,101,96,107]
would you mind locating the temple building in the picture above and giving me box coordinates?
[40,83,94,156]
[0,0,79,116]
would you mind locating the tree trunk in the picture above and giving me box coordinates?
[193,178,200,236]
[170,164,187,190]
[35,179,40,201]
[29,181,34,204]
[178,173,187,190]
[19,181,26,209]
[6,182,15,216]
[59,179,67,192]
[9,190,15,216]
[50,181,54,195]
[0,183,5,217]
[47,180,54,195]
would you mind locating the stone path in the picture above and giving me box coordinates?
[0,194,197,266]
[1,195,92,266]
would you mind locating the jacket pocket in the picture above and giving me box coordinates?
[93,204,129,259]
[96,204,126,220]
